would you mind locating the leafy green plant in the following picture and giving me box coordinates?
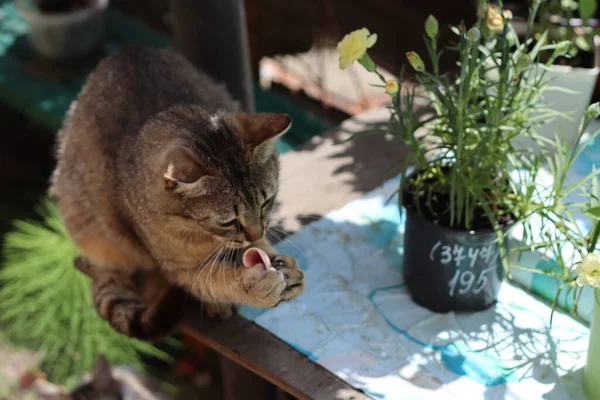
[0,199,176,385]
[336,0,600,318]
[512,103,600,322]
[338,0,566,232]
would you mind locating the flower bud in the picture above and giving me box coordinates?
[425,15,439,39]
[467,27,481,41]
[552,40,571,58]
[385,80,400,95]
[586,102,600,122]
[406,51,425,72]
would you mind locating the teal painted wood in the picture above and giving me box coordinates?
[0,1,333,153]
[0,1,172,131]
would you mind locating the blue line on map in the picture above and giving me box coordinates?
[283,339,319,362]
[440,343,508,386]
[367,285,510,387]
[367,285,445,351]
[363,389,386,399]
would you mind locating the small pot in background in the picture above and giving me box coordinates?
[16,0,109,61]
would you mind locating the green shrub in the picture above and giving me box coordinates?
[0,199,175,385]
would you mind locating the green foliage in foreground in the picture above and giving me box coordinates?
[0,199,175,385]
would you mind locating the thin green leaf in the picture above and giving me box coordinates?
[585,207,600,220]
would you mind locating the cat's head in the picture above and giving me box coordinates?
[146,106,291,248]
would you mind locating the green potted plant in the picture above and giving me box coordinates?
[15,0,109,61]
[336,1,564,312]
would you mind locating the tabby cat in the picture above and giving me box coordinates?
[50,46,304,339]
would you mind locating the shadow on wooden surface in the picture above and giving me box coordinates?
[182,303,371,400]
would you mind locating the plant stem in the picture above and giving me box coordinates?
[589,220,600,253]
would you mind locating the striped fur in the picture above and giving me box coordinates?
[75,257,186,340]
[51,47,304,340]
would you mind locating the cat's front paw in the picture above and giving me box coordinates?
[242,255,304,308]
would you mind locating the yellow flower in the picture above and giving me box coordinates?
[385,80,399,95]
[337,28,378,70]
[486,5,513,32]
[576,253,600,288]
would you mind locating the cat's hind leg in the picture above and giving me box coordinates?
[75,257,186,340]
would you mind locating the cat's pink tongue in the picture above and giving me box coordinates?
[242,247,272,269]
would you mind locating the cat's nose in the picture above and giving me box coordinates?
[244,225,264,243]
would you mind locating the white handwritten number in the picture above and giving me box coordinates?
[467,247,480,268]
[448,267,495,297]
[438,242,498,297]
[452,245,466,267]
[458,271,475,295]
[430,241,441,262]
[479,244,494,264]
[448,270,460,297]
[473,266,496,294]
[440,246,452,264]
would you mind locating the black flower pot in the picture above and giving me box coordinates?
[402,207,505,313]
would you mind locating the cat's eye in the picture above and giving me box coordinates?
[262,197,274,209]
[219,219,238,228]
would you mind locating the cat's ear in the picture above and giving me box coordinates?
[163,146,203,187]
[231,112,292,150]
[90,354,119,391]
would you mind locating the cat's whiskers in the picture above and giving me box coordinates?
[205,247,220,300]
[221,247,233,292]
[231,247,239,283]
[287,222,321,241]
[267,227,290,243]
[186,244,222,308]
[269,226,307,253]
[186,243,224,302]
[205,246,225,318]
[267,229,288,247]
[234,262,239,284]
